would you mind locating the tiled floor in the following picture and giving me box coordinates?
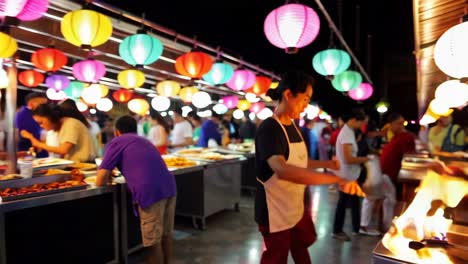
[129,186,382,264]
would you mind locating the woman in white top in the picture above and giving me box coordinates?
[148,111,170,154]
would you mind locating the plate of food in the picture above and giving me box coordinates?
[65,162,97,171]
[162,155,199,169]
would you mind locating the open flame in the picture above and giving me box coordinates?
[382,170,468,263]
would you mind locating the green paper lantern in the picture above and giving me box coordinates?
[119,31,164,68]
[312,49,351,77]
[64,81,86,99]
[331,70,362,92]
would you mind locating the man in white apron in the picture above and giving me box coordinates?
[255,71,346,264]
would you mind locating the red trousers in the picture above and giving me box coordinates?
[258,209,316,264]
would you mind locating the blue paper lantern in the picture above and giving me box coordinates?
[312,49,351,77]
[119,31,164,68]
[202,62,234,86]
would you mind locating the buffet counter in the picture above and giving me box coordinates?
[0,185,119,264]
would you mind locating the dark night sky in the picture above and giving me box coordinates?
[105,0,417,121]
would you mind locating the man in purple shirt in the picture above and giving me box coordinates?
[96,115,176,264]
[197,113,222,147]
[15,92,48,157]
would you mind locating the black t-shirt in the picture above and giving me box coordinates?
[254,117,303,226]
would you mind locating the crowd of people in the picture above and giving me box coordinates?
[7,73,467,264]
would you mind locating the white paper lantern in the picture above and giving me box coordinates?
[212,103,228,114]
[257,107,273,120]
[434,21,468,78]
[0,68,8,88]
[197,110,212,118]
[96,98,113,112]
[151,96,171,111]
[81,84,104,105]
[181,105,193,117]
[419,114,437,126]
[434,80,468,108]
[89,108,97,114]
[249,112,256,121]
[245,92,260,103]
[304,104,320,119]
[46,88,66,101]
[233,109,245,120]
[76,101,88,112]
[192,91,211,109]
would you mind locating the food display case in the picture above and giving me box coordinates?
[373,157,468,264]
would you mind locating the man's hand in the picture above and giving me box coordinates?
[428,160,453,175]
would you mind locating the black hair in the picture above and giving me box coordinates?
[58,99,90,127]
[342,108,366,122]
[387,112,403,123]
[266,71,314,102]
[173,107,183,117]
[212,112,223,121]
[24,92,46,105]
[115,115,137,134]
[151,111,171,134]
[188,111,201,122]
[32,103,62,125]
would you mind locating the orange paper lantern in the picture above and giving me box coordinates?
[18,70,44,87]
[31,48,68,72]
[248,76,272,95]
[175,51,213,79]
[113,88,134,103]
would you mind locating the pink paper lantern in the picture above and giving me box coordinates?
[222,96,239,109]
[264,3,320,54]
[348,82,373,101]
[226,69,256,91]
[72,59,106,83]
[249,102,265,114]
[0,0,49,21]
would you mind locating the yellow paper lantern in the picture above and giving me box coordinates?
[128,98,149,116]
[270,81,279,89]
[428,99,453,117]
[61,9,113,50]
[0,32,18,58]
[179,86,199,103]
[237,99,251,111]
[118,69,145,89]
[156,80,181,97]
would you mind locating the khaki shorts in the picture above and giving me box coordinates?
[138,196,176,247]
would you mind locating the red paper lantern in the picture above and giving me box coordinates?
[18,70,44,87]
[113,88,134,103]
[175,51,213,79]
[31,48,68,72]
[247,76,272,95]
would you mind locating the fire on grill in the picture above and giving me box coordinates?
[382,170,468,263]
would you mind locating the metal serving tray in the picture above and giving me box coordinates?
[1,184,87,202]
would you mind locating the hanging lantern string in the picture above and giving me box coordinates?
[215,46,222,61]
[140,12,146,30]
[311,0,373,85]
[193,36,198,49]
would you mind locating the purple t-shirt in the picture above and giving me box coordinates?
[99,133,176,209]
[15,106,41,151]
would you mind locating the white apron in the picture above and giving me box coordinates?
[259,117,308,233]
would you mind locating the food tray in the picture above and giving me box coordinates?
[1,184,87,202]
[33,158,75,170]
[401,157,435,170]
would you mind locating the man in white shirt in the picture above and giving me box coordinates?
[333,109,370,241]
[169,108,193,150]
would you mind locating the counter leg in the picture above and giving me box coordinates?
[0,213,6,264]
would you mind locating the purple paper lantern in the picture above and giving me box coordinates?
[0,0,49,21]
[226,69,256,91]
[348,83,373,101]
[264,3,320,54]
[222,96,239,109]
[46,74,70,91]
[72,59,106,83]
